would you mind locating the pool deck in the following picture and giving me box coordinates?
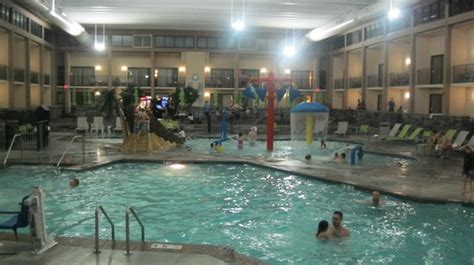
[0,233,263,265]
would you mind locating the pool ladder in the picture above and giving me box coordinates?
[93,205,145,255]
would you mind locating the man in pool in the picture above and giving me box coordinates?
[371,191,381,206]
[69,177,79,188]
[329,211,350,238]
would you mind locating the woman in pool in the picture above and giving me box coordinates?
[316,220,330,240]
[237,132,244,149]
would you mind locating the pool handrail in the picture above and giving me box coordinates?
[94,205,115,254]
[3,133,22,167]
[125,206,145,255]
[56,135,85,168]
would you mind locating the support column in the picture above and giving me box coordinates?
[25,38,31,107]
[8,31,14,108]
[382,39,390,112]
[409,33,416,114]
[361,47,368,104]
[150,50,155,97]
[443,24,452,116]
[39,44,45,105]
[64,52,71,113]
[107,49,112,90]
[50,48,57,106]
[327,55,333,108]
[342,51,348,109]
[312,55,319,102]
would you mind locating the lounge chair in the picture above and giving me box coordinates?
[114,117,123,133]
[387,123,402,137]
[445,129,456,141]
[388,127,423,142]
[467,136,474,149]
[91,116,105,135]
[452,131,469,149]
[382,124,411,140]
[75,117,89,132]
[334,121,348,137]
[357,124,369,135]
[0,195,30,254]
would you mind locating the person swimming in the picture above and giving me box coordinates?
[248,127,257,146]
[305,154,312,162]
[237,132,244,149]
[333,152,339,160]
[329,211,350,238]
[372,191,381,206]
[320,140,327,150]
[69,177,80,188]
[316,220,330,240]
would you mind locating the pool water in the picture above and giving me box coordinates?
[187,139,412,167]
[0,163,472,265]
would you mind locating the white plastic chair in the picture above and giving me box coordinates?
[334,121,348,137]
[452,131,469,149]
[75,117,89,132]
[114,117,123,133]
[91,116,104,136]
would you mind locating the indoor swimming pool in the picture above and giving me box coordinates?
[0,163,471,265]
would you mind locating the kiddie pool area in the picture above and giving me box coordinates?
[186,139,413,167]
[0,163,472,265]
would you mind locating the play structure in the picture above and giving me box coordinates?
[243,72,299,151]
[0,187,57,254]
[350,144,364,165]
[290,102,329,144]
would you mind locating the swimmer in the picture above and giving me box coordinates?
[248,127,257,146]
[333,152,339,160]
[305,154,312,162]
[320,140,327,150]
[237,132,244,149]
[315,220,330,240]
[371,191,381,206]
[69,177,80,188]
[339,153,347,163]
[329,211,350,238]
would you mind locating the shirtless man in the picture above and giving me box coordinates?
[329,211,350,238]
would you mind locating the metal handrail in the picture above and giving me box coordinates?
[94,205,115,254]
[3,133,22,167]
[56,135,84,168]
[125,207,145,255]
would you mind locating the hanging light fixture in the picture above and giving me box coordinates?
[231,0,245,31]
[94,23,106,51]
[283,28,296,57]
[388,0,401,20]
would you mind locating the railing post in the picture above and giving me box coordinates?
[125,208,131,255]
[82,134,85,164]
[94,206,100,254]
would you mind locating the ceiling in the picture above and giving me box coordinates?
[56,0,382,31]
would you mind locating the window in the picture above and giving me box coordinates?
[209,69,234,88]
[128,67,151,87]
[346,30,362,46]
[414,0,446,25]
[30,20,42,38]
[44,28,54,44]
[12,10,29,31]
[197,37,235,49]
[331,35,345,50]
[111,35,133,47]
[256,38,277,51]
[388,12,411,32]
[133,35,152,48]
[70,67,95,86]
[156,68,178,87]
[318,56,329,90]
[449,0,474,16]
[291,70,312,90]
[0,3,10,22]
[239,69,259,87]
[364,22,385,40]
[239,38,256,50]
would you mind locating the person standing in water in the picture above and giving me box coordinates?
[316,220,330,240]
[329,211,350,238]
[237,132,244,149]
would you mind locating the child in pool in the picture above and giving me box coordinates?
[237,132,244,149]
[316,220,330,240]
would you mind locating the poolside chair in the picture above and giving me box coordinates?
[382,124,409,140]
[452,131,469,149]
[334,122,348,137]
[357,124,369,135]
[467,136,474,149]
[114,117,123,133]
[445,129,457,141]
[387,123,402,137]
[75,117,89,132]
[0,195,30,255]
[91,116,105,135]
[388,127,423,142]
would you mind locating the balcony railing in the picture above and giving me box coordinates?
[128,76,151,87]
[205,77,234,88]
[14,68,25,82]
[155,76,185,87]
[70,75,108,86]
[389,72,409,87]
[30,72,39,84]
[348,76,362,89]
[417,68,443,85]
[44,74,50,85]
[367,74,383,87]
[333,78,344,90]
[0,65,7,80]
[452,64,474,84]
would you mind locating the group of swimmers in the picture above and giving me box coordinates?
[210,127,258,154]
[304,142,351,164]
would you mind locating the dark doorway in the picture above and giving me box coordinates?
[377,64,384,87]
[377,94,383,111]
[429,94,443,113]
[430,55,444,84]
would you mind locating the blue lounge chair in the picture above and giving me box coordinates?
[0,195,30,255]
